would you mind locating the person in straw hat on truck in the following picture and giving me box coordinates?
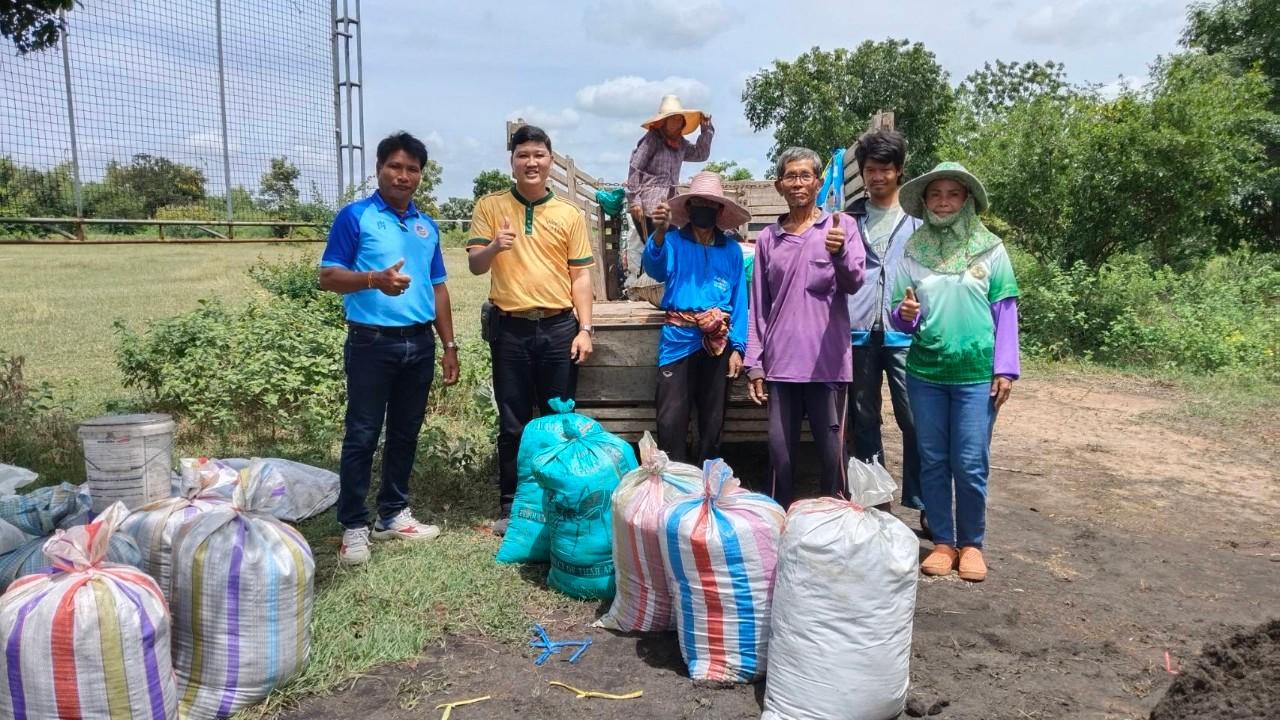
[623,95,715,294]
[643,170,752,464]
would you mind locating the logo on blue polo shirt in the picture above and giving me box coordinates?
[415,222,429,238]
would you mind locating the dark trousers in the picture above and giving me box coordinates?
[491,312,579,502]
[766,381,848,509]
[655,349,731,464]
[850,340,923,509]
[337,327,436,529]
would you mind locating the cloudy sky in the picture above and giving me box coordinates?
[360,0,1190,204]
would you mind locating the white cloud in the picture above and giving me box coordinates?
[186,131,240,155]
[576,76,710,118]
[583,0,738,50]
[1096,76,1140,100]
[1015,0,1182,47]
[505,106,581,130]
[608,121,643,141]
[422,130,446,154]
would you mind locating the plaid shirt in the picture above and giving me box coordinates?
[624,126,714,214]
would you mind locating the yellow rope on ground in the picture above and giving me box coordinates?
[548,681,643,700]
[435,695,491,720]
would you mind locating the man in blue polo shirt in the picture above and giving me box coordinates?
[319,131,460,565]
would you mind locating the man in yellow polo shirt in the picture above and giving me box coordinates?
[466,124,595,534]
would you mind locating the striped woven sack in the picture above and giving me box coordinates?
[121,458,236,601]
[659,459,785,683]
[0,502,178,720]
[0,482,143,591]
[170,460,314,719]
[596,432,701,631]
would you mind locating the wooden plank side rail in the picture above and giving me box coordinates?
[574,301,792,441]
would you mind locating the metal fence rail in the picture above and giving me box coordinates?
[0,0,361,241]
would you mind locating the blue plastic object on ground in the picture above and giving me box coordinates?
[529,623,593,666]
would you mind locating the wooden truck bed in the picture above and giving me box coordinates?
[576,301,811,442]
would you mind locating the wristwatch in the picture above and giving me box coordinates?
[579,324,595,336]
[444,340,458,350]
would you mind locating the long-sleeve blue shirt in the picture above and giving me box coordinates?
[642,225,748,367]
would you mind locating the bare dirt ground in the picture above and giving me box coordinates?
[282,372,1279,720]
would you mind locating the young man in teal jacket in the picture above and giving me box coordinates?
[846,130,924,526]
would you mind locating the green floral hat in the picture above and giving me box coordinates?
[899,161,989,219]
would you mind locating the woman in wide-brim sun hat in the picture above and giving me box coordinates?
[888,161,1021,584]
[641,171,751,464]
[665,171,752,231]
[642,94,706,135]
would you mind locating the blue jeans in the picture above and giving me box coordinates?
[906,375,997,548]
[337,327,436,529]
[850,341,922,509]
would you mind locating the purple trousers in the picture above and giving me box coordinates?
[766,381,849,508]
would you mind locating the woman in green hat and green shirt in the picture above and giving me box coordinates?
[889,162,1020,583]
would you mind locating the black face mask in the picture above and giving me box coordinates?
[689,205,719,229]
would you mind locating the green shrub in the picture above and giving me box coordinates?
[247,253,343,320]
[1096,253,1279,377]
[115,254,499,469]
[0,354,82,485]
[1014,248,1280,378]
[114,298,347,446]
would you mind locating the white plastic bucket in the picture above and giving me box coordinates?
[78,413,176,513]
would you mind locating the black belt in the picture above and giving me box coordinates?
[347,321,433,337]
[497,307,572,321]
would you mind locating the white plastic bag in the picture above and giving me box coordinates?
[762,458,918,720]
[0,464,36,496]
[845,455,897,507]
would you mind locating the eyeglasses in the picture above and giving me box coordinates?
[781,173,817,184]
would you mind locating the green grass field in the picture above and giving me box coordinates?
[0,243,490,416]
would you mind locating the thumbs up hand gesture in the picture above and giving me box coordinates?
[494,217,516,252]
[899,287,921,322]
[375,258,412,296]
[825,216,847,254]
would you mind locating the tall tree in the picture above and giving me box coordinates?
[1183,0,1280,248]
[702,160,753,181]
[103,154,205,217]
[1,1,75,54]
[472,169,513,199]
[410,158,443,216]
[259,156,300,216]
[955,60,1071,123]
[741,40,954,175]
[440,197,474,231]
[947,53,1275,269]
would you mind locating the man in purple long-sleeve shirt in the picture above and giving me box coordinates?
[745,147,866,508]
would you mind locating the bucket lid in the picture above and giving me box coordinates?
[78,413,175,429]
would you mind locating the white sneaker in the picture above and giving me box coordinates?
[338,527,371,565]
[371,508,440,542]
